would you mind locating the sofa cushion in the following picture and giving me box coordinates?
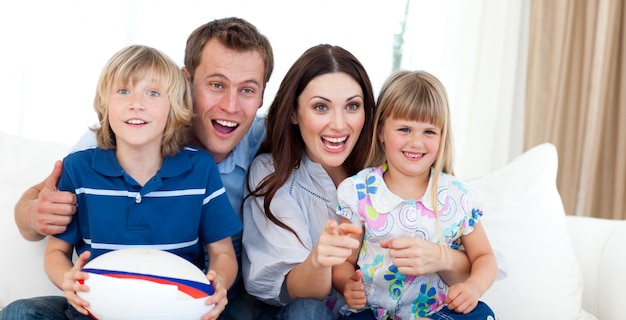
[469,143,593,319]
[0,131,69,308]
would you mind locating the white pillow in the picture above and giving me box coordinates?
[469,143,593,320]
[0,131,69,308]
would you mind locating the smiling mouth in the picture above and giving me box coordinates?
[126,119,146,125]
[212,120,238,134]
[404,151,425,158]
[322,136,347,150]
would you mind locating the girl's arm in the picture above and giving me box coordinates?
[446,222,498,313]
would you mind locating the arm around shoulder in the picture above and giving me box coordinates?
[14,179,47,241]
[14,160,77,241]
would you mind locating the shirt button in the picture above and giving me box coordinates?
[135,195,142,204]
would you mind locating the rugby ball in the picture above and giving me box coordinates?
[77,248,215,320]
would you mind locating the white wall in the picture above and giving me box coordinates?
[0,0,528,179]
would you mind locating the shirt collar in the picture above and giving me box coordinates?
[92,147,192,179]
[367,165,448,212]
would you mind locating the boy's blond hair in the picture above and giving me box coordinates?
[92,45,192,157]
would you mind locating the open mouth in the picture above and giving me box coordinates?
[403,151,425,159]
[322,136,347,150]
[126,119,146,125]
[212,119,238,134]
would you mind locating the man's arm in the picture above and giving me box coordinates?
[14,160,76,241]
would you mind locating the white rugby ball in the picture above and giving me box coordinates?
[77,248,214,320]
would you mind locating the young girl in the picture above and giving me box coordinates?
[43,45,241,320]
[333,70,497,319]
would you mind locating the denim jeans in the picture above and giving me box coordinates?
[255,298,335,320]
[278,298,334,320]
[0,296,71,320]
[0,291,255,320]
[1,295,336,320]
[340,301,496,320]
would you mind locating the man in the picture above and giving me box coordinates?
[5,17,273,320]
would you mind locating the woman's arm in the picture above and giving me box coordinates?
[285,220,361,300]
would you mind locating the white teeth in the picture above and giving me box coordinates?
[323,136,347,143]
[127,119,145,124]
[215,120,237,128]
[404,152,424,158]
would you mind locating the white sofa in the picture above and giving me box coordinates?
[1,131,625,320]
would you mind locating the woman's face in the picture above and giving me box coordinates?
[292,72,365,171]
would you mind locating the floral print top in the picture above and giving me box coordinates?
[336,165,484,319]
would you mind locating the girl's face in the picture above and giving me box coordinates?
[379,117,441,182]
[108,71,170,153]
[292,72,365,172]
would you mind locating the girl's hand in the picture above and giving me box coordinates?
[315,220,361,268]
[62,251,91,315]
[380,237,446,276]
[446,281,481,314]
[202,270,227,320]
[343,270,366,309]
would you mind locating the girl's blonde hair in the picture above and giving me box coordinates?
[91,45,193,157]
[367,70,455,244]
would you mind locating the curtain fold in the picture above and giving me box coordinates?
[525,0,625,219]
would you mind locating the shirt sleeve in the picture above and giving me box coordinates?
[242,154,316,306]
[336,176,363,228]
[458,179,484,237]
[53,155,81,246]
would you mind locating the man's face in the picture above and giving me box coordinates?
[185,38,265,163]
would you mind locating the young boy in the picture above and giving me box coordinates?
[43,45,241,320]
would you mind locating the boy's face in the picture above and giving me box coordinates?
[108,71,169,154]
[185,38,265,163]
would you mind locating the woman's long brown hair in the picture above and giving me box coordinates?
[245,44,376,244]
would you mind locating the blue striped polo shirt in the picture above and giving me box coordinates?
[54,146,242,270]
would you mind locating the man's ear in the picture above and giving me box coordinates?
[181,66,191,82]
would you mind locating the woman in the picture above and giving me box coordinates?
[242,44,473,320]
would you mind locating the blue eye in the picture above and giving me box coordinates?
[148,90,160,97]
[117,88,130,95]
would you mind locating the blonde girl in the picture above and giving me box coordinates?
[333,70,497,320]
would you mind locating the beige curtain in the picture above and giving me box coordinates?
[525,0,625,219]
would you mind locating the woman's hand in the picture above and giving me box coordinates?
[314,220,361,268]
[381,237,449,276]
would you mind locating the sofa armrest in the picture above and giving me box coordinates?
[566,215,626,320]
